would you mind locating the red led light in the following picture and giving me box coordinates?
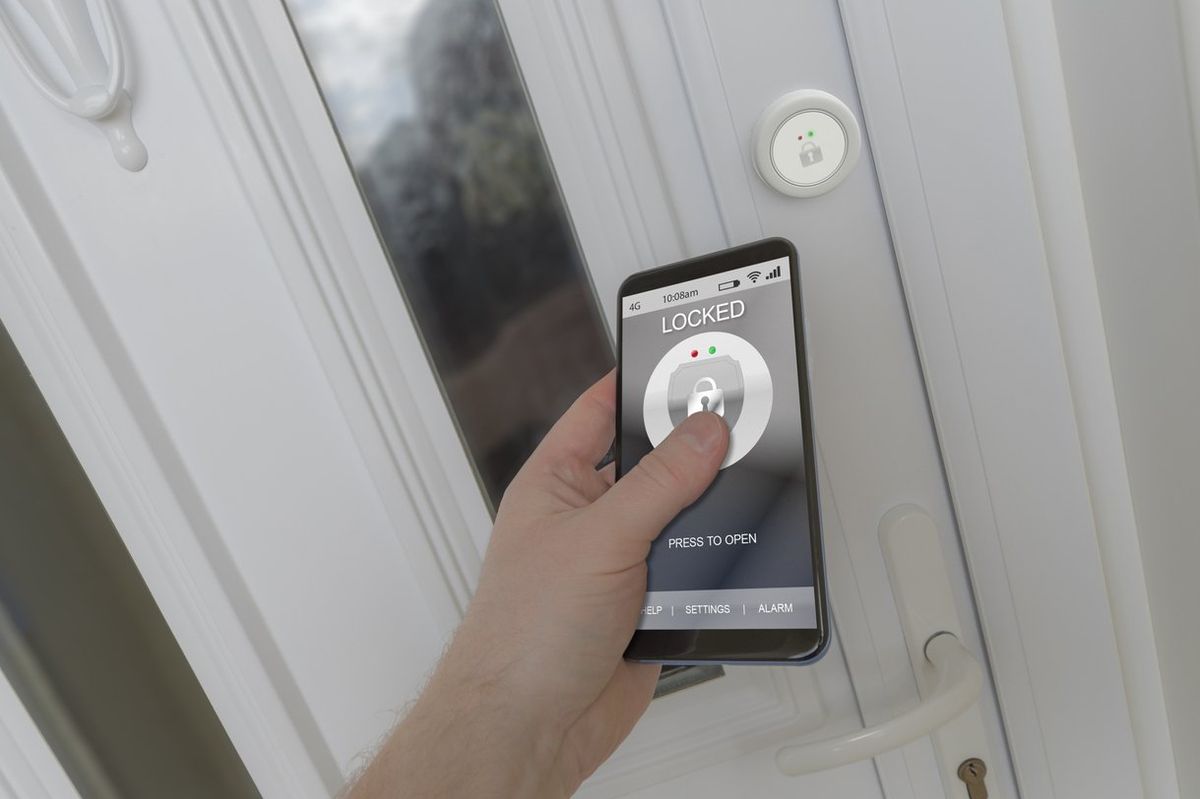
[690,349,699,358]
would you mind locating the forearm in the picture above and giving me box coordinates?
[346,634,568,799]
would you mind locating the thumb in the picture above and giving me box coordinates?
[592,411,729,548]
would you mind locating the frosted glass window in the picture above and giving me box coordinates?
[285,0,613,507]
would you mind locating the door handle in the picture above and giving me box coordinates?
[776,630,981,774]
[776,505,999,789]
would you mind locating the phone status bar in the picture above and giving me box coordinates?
[622,257,789,318]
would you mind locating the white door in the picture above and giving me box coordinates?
[0,0,1154,797]
[264,0,1017,796]
[498,3,1013,797]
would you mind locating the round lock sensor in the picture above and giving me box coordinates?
[752,89,861,198]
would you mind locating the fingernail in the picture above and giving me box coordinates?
[678,412,726,454]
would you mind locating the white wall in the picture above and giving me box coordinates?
[1050,0,1200,792]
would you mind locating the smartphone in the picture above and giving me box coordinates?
[617,237,828,664]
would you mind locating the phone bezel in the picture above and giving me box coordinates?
[617,237,828,664]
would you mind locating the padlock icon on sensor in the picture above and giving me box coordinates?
[799,141,824,168]
[687,377,725,417]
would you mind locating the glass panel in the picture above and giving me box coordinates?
[0,319,260,797]
[285,0,613,507]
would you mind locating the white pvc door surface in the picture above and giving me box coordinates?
[0,0,1037,797]
[500,2,1020,797]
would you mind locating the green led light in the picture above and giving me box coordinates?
[708,345,717,355]
[807,130,815,137]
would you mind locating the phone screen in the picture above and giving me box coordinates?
[618,244,821,650]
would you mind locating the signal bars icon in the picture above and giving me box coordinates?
[747,265,782,284]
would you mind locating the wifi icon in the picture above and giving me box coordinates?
[747,271,762,283]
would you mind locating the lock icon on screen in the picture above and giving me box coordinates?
[799,141,823,167]
[687,377,725,417]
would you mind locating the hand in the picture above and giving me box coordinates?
[347,371,729,798]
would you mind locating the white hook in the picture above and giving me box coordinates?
[0,0,146,170]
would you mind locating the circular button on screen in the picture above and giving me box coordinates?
[642,331,773,469]
[770,110,847,188]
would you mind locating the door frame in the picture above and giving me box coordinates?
[0,1,1174,798]
[0,0,492,795]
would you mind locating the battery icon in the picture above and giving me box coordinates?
[718,279,740,291]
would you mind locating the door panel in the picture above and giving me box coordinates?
[504,1,1019,796]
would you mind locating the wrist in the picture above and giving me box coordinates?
[349,634,571,799]
[410,633,571,797]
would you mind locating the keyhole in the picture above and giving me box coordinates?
[957,757,988,799]
[701,396,710,412]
